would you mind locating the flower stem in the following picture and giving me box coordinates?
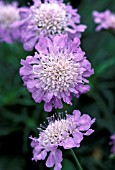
[70,149,83,170]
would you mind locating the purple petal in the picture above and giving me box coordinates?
[76,25,87,32]
[27,79,38,88]
[20,66,32,76]
[91,118,96,125]
[70,37,80,52]
[32,90,44,103]
[60,137,76,149]
[78,114,91,124]
[53,34,67,48]
[44,102,53,112]
[43,92,53,103]
[54,98,63,109]
[30,140,38,148]
[24,36,38,51]
[62,94,72,105]
[78,123,91,131]
[41,150,47,160]
[66,27,77,34]
[54,163,62,170]
[35,37,48,54]
[84,129,94,136]
[76,84,90,94]
[46,152,54,168]
[54,149,62,163]
[73,110,81,121]
[32,155,41,161]
[73,131,83,144]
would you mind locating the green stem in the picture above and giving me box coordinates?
[70,149,83,170]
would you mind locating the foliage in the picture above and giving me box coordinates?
[0,0,115,170]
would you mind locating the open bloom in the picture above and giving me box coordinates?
[92,10,115,31]
[0,1,28,43]
[109,134,115,154]
[20,35,94,112]
[30,110,95,170]
[17,0,86,51]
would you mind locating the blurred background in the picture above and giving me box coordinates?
[0,0,115,170]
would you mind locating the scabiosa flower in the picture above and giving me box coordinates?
[30,110,95,170]
[93,10,115,31]
[109,134,115,155]
[20,35,94,112]
[0,1,28,43]
[17,0,86,51]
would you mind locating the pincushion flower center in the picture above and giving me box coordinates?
[32,3,68,34]
[0,6,19,27]
[33,52,81,92]
[39,119,72,146]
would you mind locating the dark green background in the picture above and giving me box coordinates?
[0,0,115,170]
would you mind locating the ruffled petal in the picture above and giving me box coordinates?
[32,90,44,103]
[84,129,94,136]
[73,131,83,145]
[44,102,53,112]
[73,110,81,121]
[43,92,53,103]
[54,163,62,170]
[54,149,62,163]
[35,36,48,54]
[54,98,63,109]
[46,152,55,168]
[60,137,76,149]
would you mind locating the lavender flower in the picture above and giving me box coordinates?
[30,110,95,170]
[17,0,86,51]
[20,35,94,112]
[0,1,28,43]
[109,134,115,155]
[93,10,115,31]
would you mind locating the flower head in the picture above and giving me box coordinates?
[0,1,29,43]
[30,110,95,170]
[18,0,86,51]
[92,10,115,31]
[0,1,19,43]
[109,134,115,155]
[20,35,94,112]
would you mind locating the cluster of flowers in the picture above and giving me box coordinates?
[17,1,95,169]
[18,1,94,169]
[0,0,87,50]
[0,1,115,45]
[0,0,114,169]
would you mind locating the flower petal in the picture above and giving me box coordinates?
[54,149,62,163]
[84,129,94,136]
[46,152,55,168]
[73,110,81,121]
[44,102,53,112]
[73,131,83,144]
[54,163,62,170]
[60,137,76,149]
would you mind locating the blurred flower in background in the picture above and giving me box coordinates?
[93,10,115,32]
[109,134,115,155]
[16,0,86,51]
[20,35,93,112]
[30,110,95,170]
[0,1,28,43]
